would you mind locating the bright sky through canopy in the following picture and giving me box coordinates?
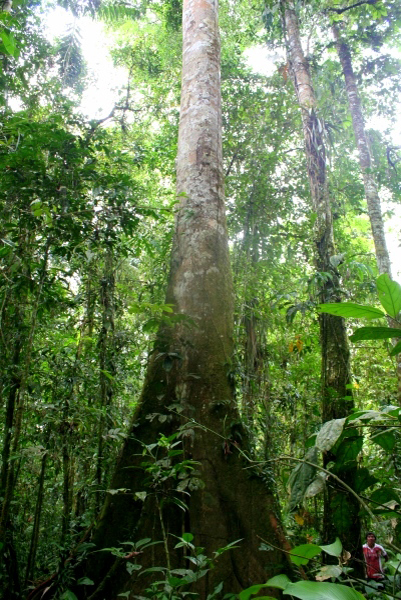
[44,8,401,280]
[45,7,127,119]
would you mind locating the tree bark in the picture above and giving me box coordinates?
[332,25,401,403]
[0,239,50,545]
[282,1,361,568]
[96,248,115,511]
[75,1,291,598]
[0,333,22,500]
[25,448,48,586]
[61,428,73,551]
[333,26,391,276]
[241,197,263,426]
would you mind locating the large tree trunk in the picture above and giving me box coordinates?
[69,1,291,598]
[282,1,361,569]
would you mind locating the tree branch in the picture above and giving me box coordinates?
[328,0,378,15]
[246,454,376,519]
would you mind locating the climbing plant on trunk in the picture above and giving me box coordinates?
[332,23,401,403]
[280,0,361,569]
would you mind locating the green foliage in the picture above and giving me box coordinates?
[316,418,346,452]
[267,579,365,600]
[290,543,322,565]
[319,538,343,557]
[377,274,401,318]
[0,29,18,57]
[287,447,319,512]
[320,274,401,350]
[56,24,87,90]
[239,582,277,600]
[350,326,401,341]
[287,400,401,528]
[60,591,78,600]
[318,303,385,319]
[241,565,366,600]
[1,0,401,596]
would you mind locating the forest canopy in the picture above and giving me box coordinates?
[1,0,401,599]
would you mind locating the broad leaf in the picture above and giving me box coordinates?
[382,405,400,415]
[318,303,384,319]
[316,418,346,452]
[371,429,396,452]
[370,487,400,505]
[315,565,343,581]
[376,274,401,318]
[239,584,277,600]
[264,575,291,590]
[304,473,326,499]
[334,436,363,467]
[77,577,94,585]
[0,31,17,57]
[347,410,381,423]
[288,447,319,511]
[305,433,317,448]
[320,538,342,558]
[353,468,378,493]
[390,340,401,356]
[290,543,321,565]
[350,327,401,342]
[283,581,365,600]
[61,592,78,600]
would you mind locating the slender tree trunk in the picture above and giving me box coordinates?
[2,527,21,600]
[60,427,72,551]
[59,325,86,551]
[0,333,22,499]
[78,1,291,598]
[333,27,391,276]
[282,1,362,568]
[0,239,50,544]
[241,197,262,424]
[96,248,115,511]
[25,447,48,586]
[332,25,401,402]
[282,1,352,418]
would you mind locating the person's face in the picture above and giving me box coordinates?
[367,534,376,548]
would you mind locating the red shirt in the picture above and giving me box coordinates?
[363,543,388,579]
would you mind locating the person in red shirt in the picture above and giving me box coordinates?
[363,532,388,583]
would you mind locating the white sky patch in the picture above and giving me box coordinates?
[244,45,284,76]
[367,114,401,146]
[44,7,127,119]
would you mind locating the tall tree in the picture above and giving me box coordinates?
[333,26,391,275]
[73,0,290,598]
[332,23,401,401]
[280,0,361,567]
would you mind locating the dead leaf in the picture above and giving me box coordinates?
[294,513,304,525]
[315,565,342,581]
